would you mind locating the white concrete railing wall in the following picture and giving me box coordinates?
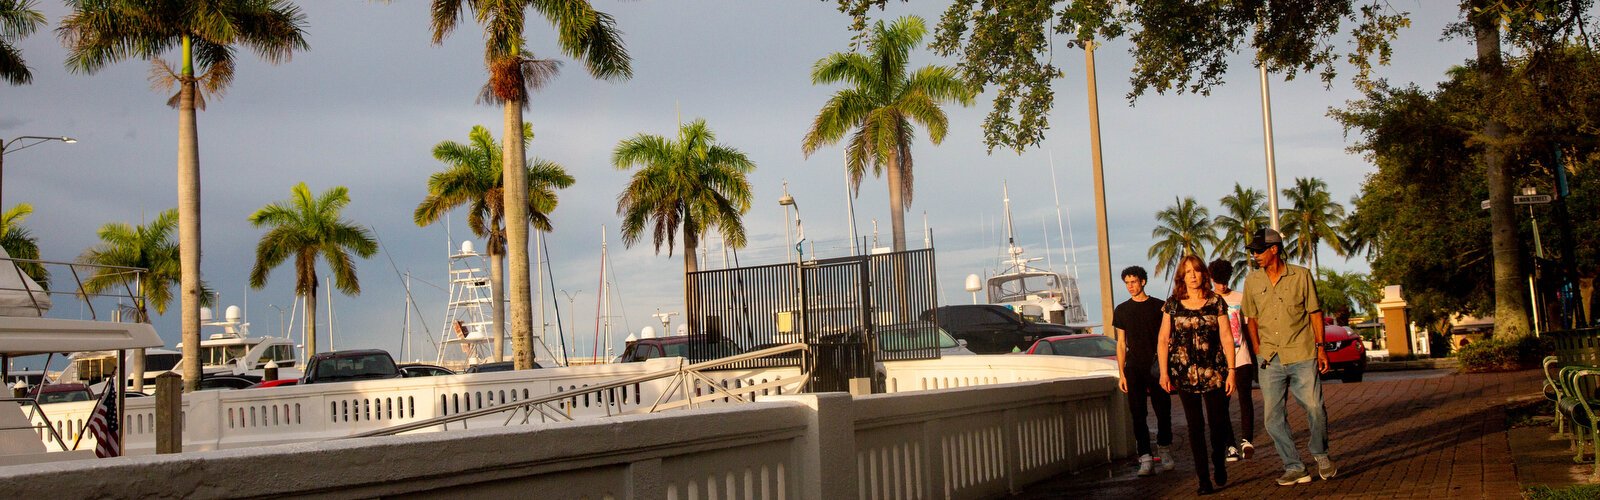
[29,357,803,455]
[1,373,1127,499]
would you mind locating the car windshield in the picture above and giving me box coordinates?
[877,324,959,351]
[1047,337,1118,358]
[37,390,92,404]
[664,340,741,359]
[316,354,398,380]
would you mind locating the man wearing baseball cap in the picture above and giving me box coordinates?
[1240,228,1335,486]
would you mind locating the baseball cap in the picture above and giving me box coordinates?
[1246,228,1283,252]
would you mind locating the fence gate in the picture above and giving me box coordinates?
[685,249,941,393]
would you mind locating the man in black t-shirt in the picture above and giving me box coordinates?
[1114,265,1174,476]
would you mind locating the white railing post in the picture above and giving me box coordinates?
[763,393,856,500]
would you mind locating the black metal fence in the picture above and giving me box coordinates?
[684,249,941,392]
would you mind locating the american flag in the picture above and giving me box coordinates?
[87,385,120,458]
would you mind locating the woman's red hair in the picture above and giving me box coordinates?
[1168,255,1215,302]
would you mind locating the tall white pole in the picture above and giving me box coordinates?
[845,152,860,255]
[1260,64,1282,231]
[535,229,545,363]
[1086,41,1117,332]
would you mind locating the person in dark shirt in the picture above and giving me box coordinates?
[1114,265,1174,476]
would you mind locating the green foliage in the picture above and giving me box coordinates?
[413,123,576,253]
[77,209,214,318]
[1146,196,1216,279]
[247,182,378,297]
[1212,183,1268,286]
[832,0,1410,152]
[1280,177,1347,272]
[1525,484,1600,500]
[614,119,755,263]
[1456,335,1552,372]
[0,0,46,85]
[1336,44,1600,328]
[0,203,47,289]
[1315,269,1379,326]
[802,15,973,250]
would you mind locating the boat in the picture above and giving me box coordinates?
[177,305,302,380]
[982,182,1090,326]
[435,240,496,371]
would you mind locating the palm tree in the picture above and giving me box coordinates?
[77,209,209,322]
[1315,269,1380,326]
[60,0,308,392]
[0,203,46,288]
[248,183,377,359]
[430,0,631,370]
[414,124,574,363]
[1,0,45,85]
[614,118,754,332]
[1280,177,1347,273]
[1212,183,1268,287]
[1147,196,1218,279]
[801,15,972,252]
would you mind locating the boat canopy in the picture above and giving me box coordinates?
[0,247,51,317]
[0,316,162,356]
[986,272,1063,304]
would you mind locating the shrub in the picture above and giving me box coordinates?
[1457,335,1555,373]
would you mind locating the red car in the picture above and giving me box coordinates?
[1023,334,1119,360]
[1323,323,1368,383]
[245,379,299,389]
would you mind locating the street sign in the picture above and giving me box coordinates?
[1514,194,1553,205]
[1481,199,1491,210]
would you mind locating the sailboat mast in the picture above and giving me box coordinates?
[1048,151,1081,280]
[602,227,612,362]
[536,229,545,364]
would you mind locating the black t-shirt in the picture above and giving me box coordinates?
[1113,297,1165,370]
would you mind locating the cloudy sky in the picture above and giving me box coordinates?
[5,1,1472,367]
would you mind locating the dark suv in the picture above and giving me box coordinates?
[920,305,1084,354]
[300,349,400,384]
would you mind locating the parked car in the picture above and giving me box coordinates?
[245,379,300,389]
[30,383,95,404]
[1023,334,1119,360]
[617,335,742,363]
[1323,324,1368,382]
[196,375,260,391]
[876,321,975,358]
[398,363,456,378]
[919,305,1085,354]
[300,349,400,384]
[463,360,545,373]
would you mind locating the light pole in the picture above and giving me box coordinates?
[779,190,805,261]
[268,304,286,338]
[0,136,77,208]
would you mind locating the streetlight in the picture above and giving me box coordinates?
[0,136,77,208]
[779,188,805,261]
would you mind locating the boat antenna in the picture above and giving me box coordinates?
[1002,181,1024,270]
[1048,150,1081,280]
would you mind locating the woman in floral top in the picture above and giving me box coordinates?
[1158,255,1238,495]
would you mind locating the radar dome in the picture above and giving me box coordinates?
[224,305,241,321]
[640,326,656,339]
[965,274,982,292]
[199,307,213,321]
[461,240,476,254]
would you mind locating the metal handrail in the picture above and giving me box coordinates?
[0,256,148,321]
[0,396,70,450]
[348,343,811,438]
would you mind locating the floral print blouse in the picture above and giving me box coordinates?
[1164,295,1230,393]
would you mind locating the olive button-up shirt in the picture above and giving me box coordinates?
[1240,263,1321,365]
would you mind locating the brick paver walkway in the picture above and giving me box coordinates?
[1017,369,1540,499]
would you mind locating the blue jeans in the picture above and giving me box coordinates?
[1259,354,1328,471]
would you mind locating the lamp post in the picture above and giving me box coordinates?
[0,136,77,208]
[779,190,804,261]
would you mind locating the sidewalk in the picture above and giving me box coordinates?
[1015,369,1540,499]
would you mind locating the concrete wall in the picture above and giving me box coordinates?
[0,375,1127,499]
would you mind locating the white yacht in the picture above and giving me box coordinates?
[178,305,301,380]
[983,183,1090,326]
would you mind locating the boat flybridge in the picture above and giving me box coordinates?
[984,182,1090,326]
[176,305,301,380]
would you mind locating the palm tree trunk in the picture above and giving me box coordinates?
[489,247,505,363]
[684,240,698,335]
[886,148,907,252]
[303,286,317,359]
[503,101,534,369]
[177,36,203,393]
[1473,4,1532,339]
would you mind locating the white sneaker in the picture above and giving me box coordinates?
[1240,439,1255,460]
[1315,455,1338,480]
[1137,454,1154,476]
[1155,445,1175,471]
[1224,445,1240,462]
